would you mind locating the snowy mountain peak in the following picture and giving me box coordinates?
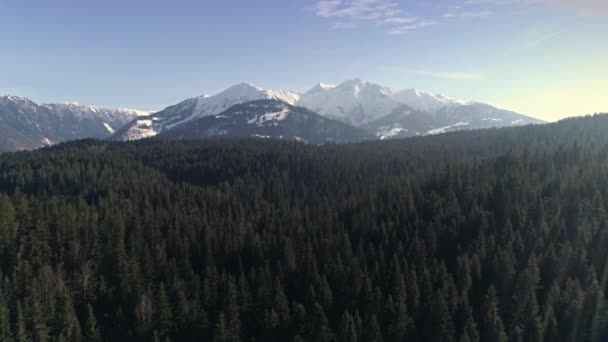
[1,95,36,105]
[297,80,398,126]
[114,83,302,141]
[219,82,264,96]
[334,79,394,98]
[390,88,473,111]
[113,79,542,143]
[199,83,300,106]
[306,83,336,95]
[42,103,149,121]
[340,79,364,87]
[190,83,300,120]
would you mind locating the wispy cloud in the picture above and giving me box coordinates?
[384,16,417,24]
[442,0,498,19]
[396,69,485,81]
[387,21,436,35]
[443,10,493,18]
[314,0,433,34]
[519,0,608,16]
[315,0,401,20]
[314,0,498,35]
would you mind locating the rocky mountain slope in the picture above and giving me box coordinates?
[154,99,371,144]
[0,95,146,151]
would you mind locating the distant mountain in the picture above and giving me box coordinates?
[112,80,543,143]
[296,79,543,139]
[0,95,146,151]
[365,102,543,140]
[390,88,471,111]
[154,99,371,144]
[297,79,398,127]
[114,83,301,141]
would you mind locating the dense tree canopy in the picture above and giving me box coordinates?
[0,114,607,341]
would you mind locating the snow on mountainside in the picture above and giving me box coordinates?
[297,79,543,138]
[156,99,372,144]
[45,102,149,118]
[296,79,400,127]
[43,103,148,135]
[113,83,301,141]
[0,95,146,151]
[113,79,544,143]
[391,89,472,112]
[363,102,544,140]
[297,79,476,127]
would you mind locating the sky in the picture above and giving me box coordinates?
[0,0,607,121]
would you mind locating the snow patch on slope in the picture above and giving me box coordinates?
[426,122,470,135]
[122,119,158,140]
[379,127,408,140]
[297,79,472,127]
[165,83,300,131]
[391,89,472,112]
[103,123,115,134]
[297,79,399,126]
[247,108,290,126]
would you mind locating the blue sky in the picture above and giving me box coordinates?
[1,0,606,120]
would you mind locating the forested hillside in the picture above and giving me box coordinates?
[0,114,607,341]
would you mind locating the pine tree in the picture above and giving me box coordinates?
[338,310,358,342]
[481,286,508,342]
[431,291,456,342]
[16,300,29,342]
[157,282,173,338]
[363,314,384,342]
[0,296,11,342]
[61,295,82,341]
[84,304,101,342]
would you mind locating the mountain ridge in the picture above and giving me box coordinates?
[154,99,373,144]
[114,79,543,142]
[0,95,147,151]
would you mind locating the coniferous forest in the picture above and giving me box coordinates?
[0,114,607,341]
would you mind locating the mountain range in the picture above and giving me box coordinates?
[1,80,544,151]
[113,80,542,142]
[0,95,147,152]
[153,99,372,144]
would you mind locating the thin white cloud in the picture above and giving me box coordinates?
[384,16,417,24]
[315,0,402,20]
[314,0,434,33]
[520,0,608,16]
[314,0,497,34]
[443,10,493,18]
[387,21,436,35]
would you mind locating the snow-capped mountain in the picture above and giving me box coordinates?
[42,103,148,135]
[390,88,471,112]
[0,95,147,151]
[296,79,543,138]
[0,80,546,151]
[114,83,301,141]
[155,99,371,144]
[364,102,542,140]
[297,79,400,127]
[112,79,543,143]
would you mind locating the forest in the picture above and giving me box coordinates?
[0,114,607,341]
